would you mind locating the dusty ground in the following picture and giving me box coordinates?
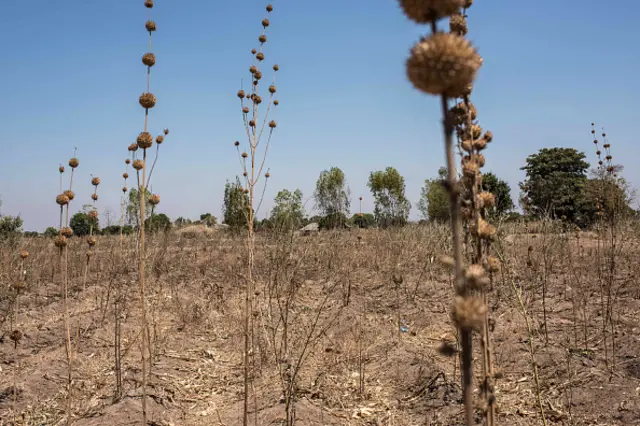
[1,225,640,425]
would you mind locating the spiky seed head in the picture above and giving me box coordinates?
[133,159,144,170]
[451,296,486,330]
[462,158,479,178]
[259,35,267,43]
[254,95,263,104]
[262,18,270,27]
[19,250,29,259]
[465,264,489,290]
[139,93,156,109]
[54,235,68,248]
[156,135,164,144]
[149,194,160,205]
[407,33,482,97]
[61,227,73,238]
[145,20,156,32]
[56,194,70,206]
[137,131,154,149]
[472,138,486,150]
[164,128,169,135]
[474,153,486,167]
[398,0,464,23]
[234,141,240,147]
[265,172,270,178]
[241,152,248,158]
[59,165,65,173]
[88,209,99,219]
[268,85,276,94]
[266,4,273,12]
[483,130,493,142]
[237,89,245,98]
[144,0,154,8]
[471,124,482,139]
[69,157,80,168]
[483,256,501,273]
[473,217,496,240]
[87,236,97,247]
[10,329,23,345]
[91,193,99,201]
[461,139,473,152]
[463,0,473,7]
[122,186,128,193]
[142,53,156,70]
[249,65,257,74]
[91,177,100,186]
[128,143,139,152]
[478,191,495,208]
[449,13,468,35]
[269,120,277,128]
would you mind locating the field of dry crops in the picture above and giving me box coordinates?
[2,223,640,425]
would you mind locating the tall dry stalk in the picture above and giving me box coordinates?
[400,1,487,424]
[9,249,29,422]
[234,4,279,424]
[130,0,169,421]
[83,176,100,292]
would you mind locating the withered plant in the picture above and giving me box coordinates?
[82,176,100,292]
[233,4,279,424]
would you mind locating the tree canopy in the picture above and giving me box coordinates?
[482,172,514,218]
[223,178,251,228]
[368,167,411,227]
[418,167,449,222]
[314,167,350,226]
[270,189,305,230]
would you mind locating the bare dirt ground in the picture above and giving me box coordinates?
[2,226,640,425]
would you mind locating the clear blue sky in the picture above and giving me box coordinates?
[1,0,638,231]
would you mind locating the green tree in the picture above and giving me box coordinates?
[418,167,449,222]
[350,213,376,228]
[44,226,59,238]
[199,213,217,227]
[270,189,305,230]
[174,217,191,227]
[127,187,152,227]
[368,167,411,227]
[70,211,99,236]
[314,167,350,228]
[0,198,23,241]
[519,148,589,222]
[223,178,252,228]
[145,213,172,233]
[482,172,514,217]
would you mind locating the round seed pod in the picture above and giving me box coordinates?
[139,93,156,109]
[465,264,489,290]
[473,217,496,240]
[61,227,73,238]
[256,52,265,61]
[483,256,501,273]
[266,4,273,12]
[234,141,240,147]
[142,52,156,67]
[10,329,23,345]
[251,48,257,54]
[471,124,483,139]
[156,135,164,144]
[145,20,156,32]
[19,250,29,259]
[56,194,70,206]
[242,107,250,113]
[249,120,256,127]
[265,172,270,178]
[243,188,249,194]
[254,71,263,79]
[259,35,267,43]
[474,153,486,168]
[237,89,245,98]
[164,128,169,135]
[88,210,99,220]
[407,33,482,98]
[269,120,277,128]
[262,18,270,27]
[451,296,486,330]
[122,186,128,193]
[59,165,65,173]
[54,235,68,248]
[137,132,154,149]
[133,159,144,170]
[241,152,248,158]
[461,139,473,152]
[273,64,279,71]
[87,236,97,247]
[477,192,495,208]
[483,130,493,142]
[149,194,160,205]
[69,158,80,168]
[128,143,139,152]
[359,196,363,201]
[249,65,257,74]
[144,0,154,8]
[269,85,276,94]
[123,172,129,179]
[243,171,248,177]
[472,138,487,151]
[91,193,99,201]
[398,0,464,23]
[463,0,473,7]
[449,13,467,35]
[64,190,75,201]
[91,177,101,186]
[253,95,262,104]
[273,100,279,106]
[462,159,479,178]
